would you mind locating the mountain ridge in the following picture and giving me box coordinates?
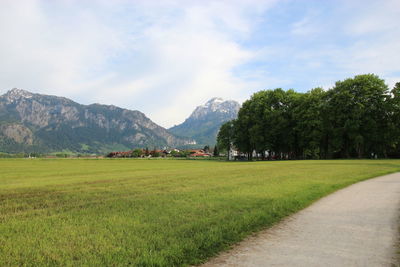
[169,97,240,146]
[0,88,195,154]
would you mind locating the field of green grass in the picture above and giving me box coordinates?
[1,159,399,266]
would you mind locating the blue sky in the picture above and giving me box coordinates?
[1,0,399,127]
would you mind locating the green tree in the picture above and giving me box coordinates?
[387,82,400,157]
[131,149,143,158]
[217,120,235,160]
[293,88,325,159]
[234,100,254,160]
[325,74,390,158]
[213,146,219,157]
[243,88,301,159]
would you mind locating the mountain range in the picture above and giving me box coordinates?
[0,89,195,154]
[0,89,240,154]
[169,98,240,146]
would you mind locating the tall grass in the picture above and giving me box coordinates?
[1,159,399,266]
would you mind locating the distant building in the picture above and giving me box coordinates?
[190,152,211,157]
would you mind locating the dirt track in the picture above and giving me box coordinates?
[202,173,400,267]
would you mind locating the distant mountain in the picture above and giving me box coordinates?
[169,97,240,146]
[0,88,195,154]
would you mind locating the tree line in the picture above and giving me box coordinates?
[217,74,400,160]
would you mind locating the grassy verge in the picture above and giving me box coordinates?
[1,159,399,266]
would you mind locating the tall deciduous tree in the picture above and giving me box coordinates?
[326,74,389,158]
[293,88,325,159]
[387,82,400,157]
[213,146,219,157]
[217,120,236,159]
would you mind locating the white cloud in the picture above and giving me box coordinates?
[252,0,400,92]
[290,13,321,37]
[327,0,400,87]
[0,0,277,127]
[1,0,399,129]
[1,1,120,89]
[345,0,400,36]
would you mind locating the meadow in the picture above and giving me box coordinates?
[1,159,399,266]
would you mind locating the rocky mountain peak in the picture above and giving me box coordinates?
[169,97,241,145]
[3,88,34,102]
[205,97,224,105]
[190,97,240,120]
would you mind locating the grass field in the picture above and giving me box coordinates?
[1,159,399,266]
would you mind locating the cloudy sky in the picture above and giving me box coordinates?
[1,0,399,127]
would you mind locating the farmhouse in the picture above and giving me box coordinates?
[190,152,211,157]
[188,149,212,157]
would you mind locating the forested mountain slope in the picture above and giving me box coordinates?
[0,89,194,153]
[169,98,240,145]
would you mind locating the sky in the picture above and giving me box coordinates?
[1,0,399,128]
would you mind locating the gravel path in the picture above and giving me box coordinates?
[202,173,400,267]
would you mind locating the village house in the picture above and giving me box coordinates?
[189,149,212,157]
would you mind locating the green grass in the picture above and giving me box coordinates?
[1,159,399,266]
